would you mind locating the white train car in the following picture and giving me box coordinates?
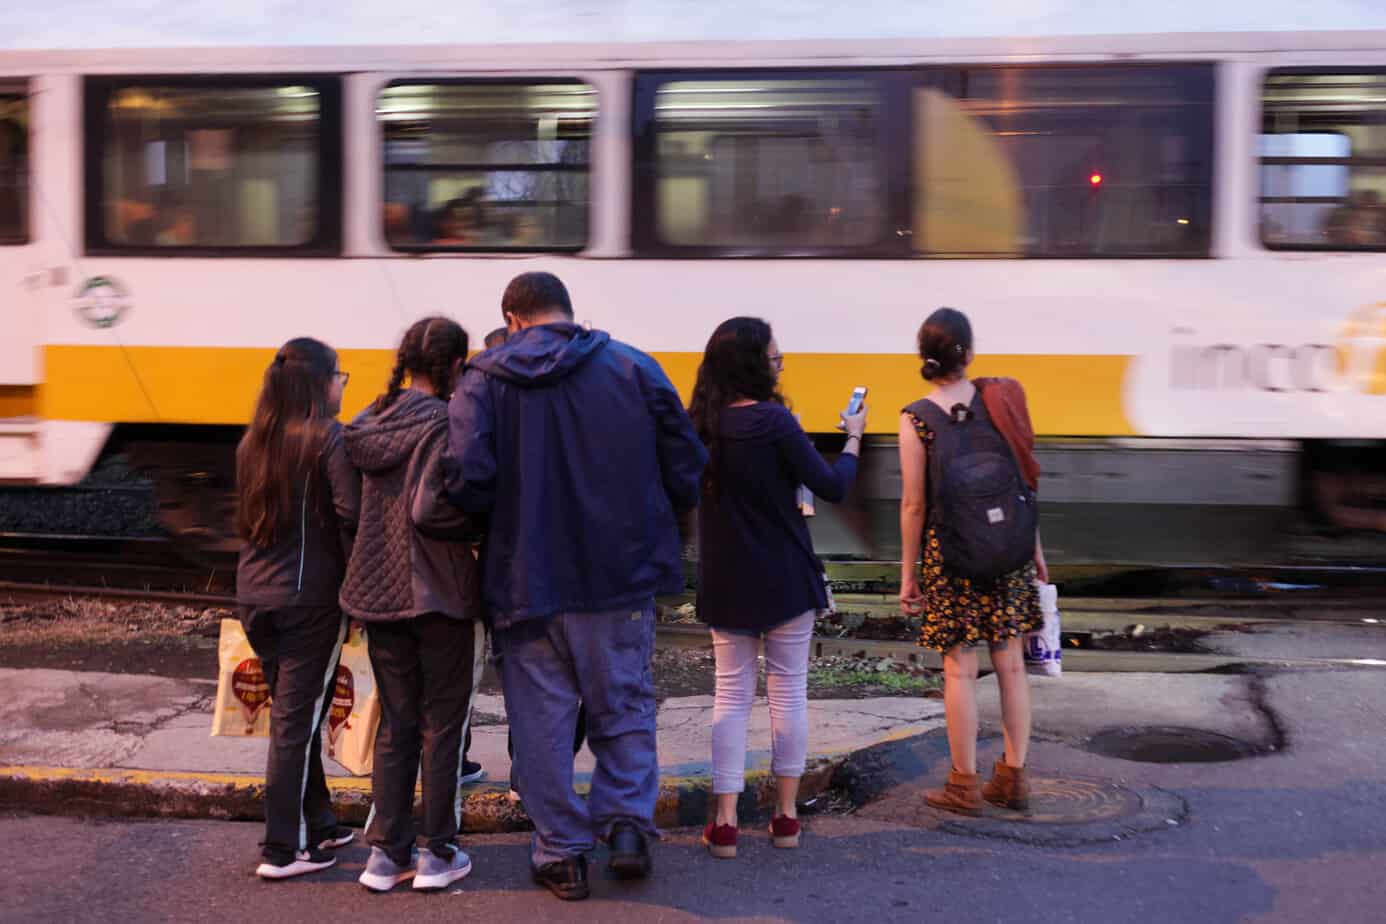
[1,29,1384,554]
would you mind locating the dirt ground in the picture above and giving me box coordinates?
[0,596,941,700]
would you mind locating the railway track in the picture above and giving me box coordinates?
[0,533,232,596]
[2,530,1384,600]
[2,533,1382,675]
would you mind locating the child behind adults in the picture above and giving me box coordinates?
[340,317,486,893]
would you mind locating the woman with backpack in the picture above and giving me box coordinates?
[234,338,359,880]
[340,317,485,893]
[898,307,1048,814]
[689,317,867,859]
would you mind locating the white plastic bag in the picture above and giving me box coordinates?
[1024,583,1063,677]
[324,624,379,777]
[210,618,272,737]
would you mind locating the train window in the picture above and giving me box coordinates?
[0,92,26,245]
[634,74,888,255]
[1261,71,1386,250]
[916,65,1214,258]
[379,81,596,251]
[84,77,342,255]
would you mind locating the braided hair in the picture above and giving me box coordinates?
[374,316,470,412]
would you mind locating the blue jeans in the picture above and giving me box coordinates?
[498,602,658,868]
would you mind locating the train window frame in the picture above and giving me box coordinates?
[1260,67,1386,253]
[378,77,598,255]
[82,74,343,258]
[906,62,1216,260]
[630,68,905,259]
[0,82,29,246]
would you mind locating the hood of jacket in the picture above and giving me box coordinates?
[467,321,609,387]
[345,389,446,474]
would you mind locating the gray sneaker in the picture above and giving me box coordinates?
[359,847,415,893]
[414,846,473,891]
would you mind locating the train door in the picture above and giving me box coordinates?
[0,80,40,481]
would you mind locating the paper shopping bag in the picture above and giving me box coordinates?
[210,618,272,736]
[325,624,379,777]
[1024,583,1063,677]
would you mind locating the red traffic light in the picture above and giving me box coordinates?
[1089,173,1104,187]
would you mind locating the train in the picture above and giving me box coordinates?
[2,28,1384,560]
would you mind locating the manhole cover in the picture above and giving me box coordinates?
[1007,776,1140,824]
[1086,726,1257,764]
[928,777,1188,847]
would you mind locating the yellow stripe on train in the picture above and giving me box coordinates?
[41,346,1135,437]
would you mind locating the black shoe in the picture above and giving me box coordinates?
[607,822,652,880]
[532,855,589,901]
[314,825,356,850]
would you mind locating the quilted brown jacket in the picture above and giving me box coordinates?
[339,389,480,623]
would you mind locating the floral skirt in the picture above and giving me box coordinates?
[916,527,1042,653]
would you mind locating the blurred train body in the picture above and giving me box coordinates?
[1,29,1384,558]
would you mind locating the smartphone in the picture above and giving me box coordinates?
[846,385,868,416]
[838,386,868,430]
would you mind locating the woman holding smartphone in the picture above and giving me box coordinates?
[688,317,867,859]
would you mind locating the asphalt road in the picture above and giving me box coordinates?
[6,665,1386,924]
[5,610,1385,924]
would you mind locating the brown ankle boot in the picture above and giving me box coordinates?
[924,769,983,816]
[981,759,1030,811]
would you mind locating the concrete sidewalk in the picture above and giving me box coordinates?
[0,667,945,831]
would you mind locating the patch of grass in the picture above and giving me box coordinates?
[808,667,941,695]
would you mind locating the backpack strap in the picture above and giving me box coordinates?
[902,401,947,526]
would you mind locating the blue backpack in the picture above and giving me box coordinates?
[911,391,1037,582]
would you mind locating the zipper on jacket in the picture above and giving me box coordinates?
[297,472,310,593]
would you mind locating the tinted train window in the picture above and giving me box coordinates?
[379,81,596,251]
[636,74,887,254]
[85,77,341,254]
[916,66,1214,258]
[0,92,26,244]
[1261,70,1386,250]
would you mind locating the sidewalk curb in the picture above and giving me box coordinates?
[0,756,846,833]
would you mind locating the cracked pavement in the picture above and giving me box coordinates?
[0,669,946,780]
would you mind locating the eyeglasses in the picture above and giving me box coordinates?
[768,353,784,370]
[334,370,350,386]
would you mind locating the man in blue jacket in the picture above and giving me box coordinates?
[447,271,706,901]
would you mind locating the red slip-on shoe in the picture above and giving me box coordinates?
[702,823,738,859]
[769,815,801,849]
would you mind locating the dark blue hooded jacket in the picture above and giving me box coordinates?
[446,322,707,629]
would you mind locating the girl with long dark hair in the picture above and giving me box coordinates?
[340,317,484,893]
[689,317,867,859]
[235,337,360,880]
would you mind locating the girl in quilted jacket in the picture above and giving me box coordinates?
[339,317,483,894]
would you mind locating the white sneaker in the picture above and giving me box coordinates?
[256,848,336,880]
[414,846,473,891]
[359,846,415,892]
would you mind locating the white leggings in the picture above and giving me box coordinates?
[710,610,816,795]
